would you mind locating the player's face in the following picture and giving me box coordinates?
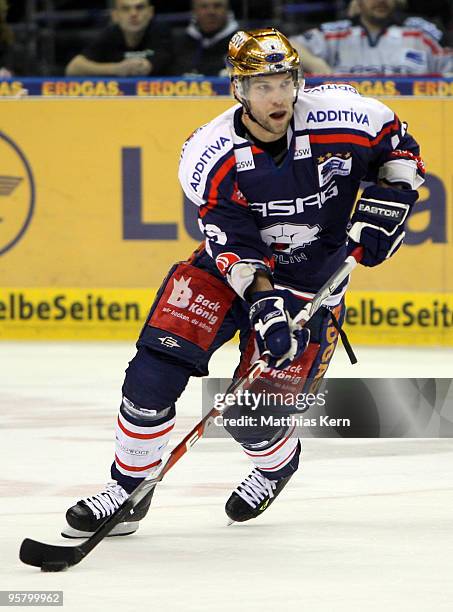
[193,0,228,35]
[358,0,396,23]
[244,73,295,138]
[113,0,154,33]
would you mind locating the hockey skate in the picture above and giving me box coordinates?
[62,482,154,538]
[225,468,293,524]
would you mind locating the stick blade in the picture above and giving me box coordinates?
[19,538,84,569]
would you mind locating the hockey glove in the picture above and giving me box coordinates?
[249,290,310,370]
[347,185,418,267]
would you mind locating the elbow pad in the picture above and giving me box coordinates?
[378,152,425,190]
[226,260,272,300]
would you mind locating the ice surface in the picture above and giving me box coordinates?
[1,342,452,611]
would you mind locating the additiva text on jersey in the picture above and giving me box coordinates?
[306,109,370,125]
[190,136,231,192]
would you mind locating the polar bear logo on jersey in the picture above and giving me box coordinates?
[260,223,321,255]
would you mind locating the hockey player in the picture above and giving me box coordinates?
[63,28,424,537]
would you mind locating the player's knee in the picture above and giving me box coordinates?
[120,395,174,425]
[122,345,192,410]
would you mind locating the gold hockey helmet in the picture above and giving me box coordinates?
[227,28,300,78]
[227,28,303,106]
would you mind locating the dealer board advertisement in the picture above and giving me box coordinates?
[2,76,453,97]
[0,97,451,343]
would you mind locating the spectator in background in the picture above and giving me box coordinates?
[171,0,238,76]
[347,0,448,43]
[0,0,13,77]
[66,0,172,76]
[291,0,452,75]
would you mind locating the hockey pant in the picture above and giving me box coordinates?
[111,257,345,493]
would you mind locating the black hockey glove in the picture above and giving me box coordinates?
[347,185,418,267]
[249,289,310,370]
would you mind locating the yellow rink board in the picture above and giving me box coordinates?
[0,96,452,343]
[1,288,452,345]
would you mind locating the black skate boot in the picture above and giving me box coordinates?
[225,469,293,523]
[62,482,154,538]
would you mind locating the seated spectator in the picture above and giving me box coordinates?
[348,0,447,43]
[65,0,172,77]
[346,0,444,44]
[291,0,452,75]
[0,0,13,77]
[171,0,239,76]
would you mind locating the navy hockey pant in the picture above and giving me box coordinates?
[111,255,345,493]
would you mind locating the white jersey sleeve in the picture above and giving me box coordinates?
[178,106,239,207]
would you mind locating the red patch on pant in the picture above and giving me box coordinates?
[254,342,321,395]
[236,333,321,395]
[148,263,235,351]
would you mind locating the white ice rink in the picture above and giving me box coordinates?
[2,342,453,611]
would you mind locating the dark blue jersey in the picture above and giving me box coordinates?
[179,84,424,304]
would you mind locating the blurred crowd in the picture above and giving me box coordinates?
[1,0,452,78]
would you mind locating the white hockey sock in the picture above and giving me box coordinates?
[114,408,175,479]
[243,424,299,473]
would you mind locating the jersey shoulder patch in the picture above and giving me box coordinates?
[179,105,238,206]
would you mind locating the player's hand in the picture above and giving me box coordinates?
[116,58,151,76]
[249,289,310,370]
[347,184,418,267]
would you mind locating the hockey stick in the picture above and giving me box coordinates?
[19,246,363,571]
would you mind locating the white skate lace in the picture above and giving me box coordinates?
[235,469,278,509]
[81,482,129,520]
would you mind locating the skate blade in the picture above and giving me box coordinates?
[61,521,139,539]
[226,518,235,526]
